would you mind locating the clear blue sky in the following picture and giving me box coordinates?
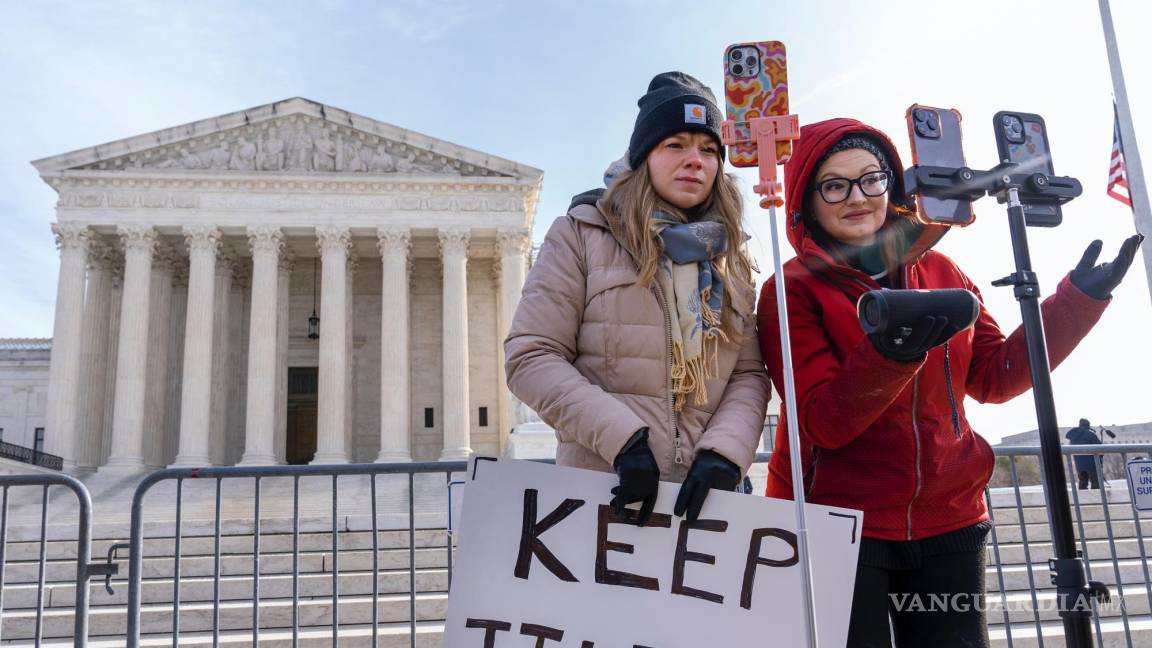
[1,0,1149,442]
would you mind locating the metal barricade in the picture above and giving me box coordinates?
[1,444,1136,646]
[124,461,467,648]
[0,472,114,647]
[988,443,1152,648]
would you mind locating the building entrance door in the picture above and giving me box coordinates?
[286,367,318,465]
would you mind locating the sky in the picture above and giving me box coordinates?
[0,0,1149,443]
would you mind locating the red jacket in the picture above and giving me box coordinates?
[758,118,1109,541]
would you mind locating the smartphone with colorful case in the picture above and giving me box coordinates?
[993,110,1062,227]
[723,41,790,167]
[905,104,975,226]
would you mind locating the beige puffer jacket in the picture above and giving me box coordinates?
[505,202,771,481]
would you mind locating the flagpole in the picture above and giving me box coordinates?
[1099,0,1152,300]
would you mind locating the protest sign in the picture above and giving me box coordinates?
[444,458,862,647]
[1127,459,1152,512]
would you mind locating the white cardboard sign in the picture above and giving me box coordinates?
[1126,459,1152,512]
[444,458,862,647]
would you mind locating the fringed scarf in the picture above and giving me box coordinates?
[652,214,729,411]
[603,152,731,411]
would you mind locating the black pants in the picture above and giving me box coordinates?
[1077,470,1100,490]
[847,549,990,648]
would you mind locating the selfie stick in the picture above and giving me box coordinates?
[907,163,1105,648]
[723,115,820,648]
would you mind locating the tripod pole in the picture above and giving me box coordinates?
[766,202,820,648]
[1002,187,1095,647]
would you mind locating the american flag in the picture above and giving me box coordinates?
[1109,108,1133,208]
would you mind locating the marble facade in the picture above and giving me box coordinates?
[28,98,542,472]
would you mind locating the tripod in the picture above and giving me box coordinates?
[907,163,1108,647]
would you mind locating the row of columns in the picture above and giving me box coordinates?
[44,222,532,471]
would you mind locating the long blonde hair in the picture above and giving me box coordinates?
[600,161,755,339]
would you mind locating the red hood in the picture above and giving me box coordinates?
[782,117,946,273]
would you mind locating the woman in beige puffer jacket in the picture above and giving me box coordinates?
[504,71,771,524]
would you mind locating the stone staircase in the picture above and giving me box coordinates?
[0,476,1149,646]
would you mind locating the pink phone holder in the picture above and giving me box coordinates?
[722,114,800,208]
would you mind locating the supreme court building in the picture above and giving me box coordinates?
[21,97,543,473]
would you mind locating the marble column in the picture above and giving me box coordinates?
[143,246,177,468]
[44,223,90,469]
[273,252,294,464]
[376,227,412,462]
[164,262,189,464]
[496,229,531,452]
[75,240,116,471]
[209,252,236,466]
[312,226,350,464]
[439,227,472,461]
[100,272,123,465]
[103,225,157,471]
[171,226,220,467]
[344,251,358,460]
[239,226,284,465]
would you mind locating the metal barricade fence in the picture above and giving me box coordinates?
[986,443,1152,648]
[0,472,115,648]
[3,444,1151,646]
[124,461,467,648]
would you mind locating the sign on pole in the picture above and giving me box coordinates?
[1126,459,1152,513]
[444,458,862,647]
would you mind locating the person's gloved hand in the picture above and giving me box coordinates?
[868,315,954,363]
[674,449,741,522]
[610,428,659,525]
[1069,234,1145,299]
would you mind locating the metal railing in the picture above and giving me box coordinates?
[1,444,1150,646]
[0,440,63,471]
[986,443,1152,648]
[125,461,468,648]
[0,473,115,647]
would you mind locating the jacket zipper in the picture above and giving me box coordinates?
[943,342,962,438]
[907,374,923,540]
[904,265,922,541]
[652,281,683,465]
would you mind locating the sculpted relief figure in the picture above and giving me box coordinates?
[286,126,314,171]
[312,131,337,172]
[343,138,365,172]
[206,142,231,170]
[368,145,396,173]
[259,128,286,171]
[229,137,257,171]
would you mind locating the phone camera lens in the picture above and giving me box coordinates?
[913,109,928,123]
[745,56,757,66]
[730,49,743,60]
[732,63,744,75]
[926,113,939,129]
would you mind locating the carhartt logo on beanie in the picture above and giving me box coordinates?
[628,71,724,169]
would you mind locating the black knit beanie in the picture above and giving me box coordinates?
[628,71,725,169]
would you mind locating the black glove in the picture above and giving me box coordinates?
[610,428,660,525]
[674,449,741,522]
[868,315,954,362]
[1070,234,1144,299]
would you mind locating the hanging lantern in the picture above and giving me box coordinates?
[308,257,320,339]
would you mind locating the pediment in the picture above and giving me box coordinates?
[32,97,541,181]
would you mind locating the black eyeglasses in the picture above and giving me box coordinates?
[811,170,891,204]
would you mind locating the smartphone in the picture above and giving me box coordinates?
[905,104,975,226]
[993,111,1062,227]
[723,41,790,167]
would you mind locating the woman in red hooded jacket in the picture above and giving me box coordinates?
[757,118,1143,646]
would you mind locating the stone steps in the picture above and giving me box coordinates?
[1,528,451,561]
[2,592,451,639]
[2,567,451,608]
[1,546,453,583]
[2,620,446,646]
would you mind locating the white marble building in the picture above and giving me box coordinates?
[26,97,542,473]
